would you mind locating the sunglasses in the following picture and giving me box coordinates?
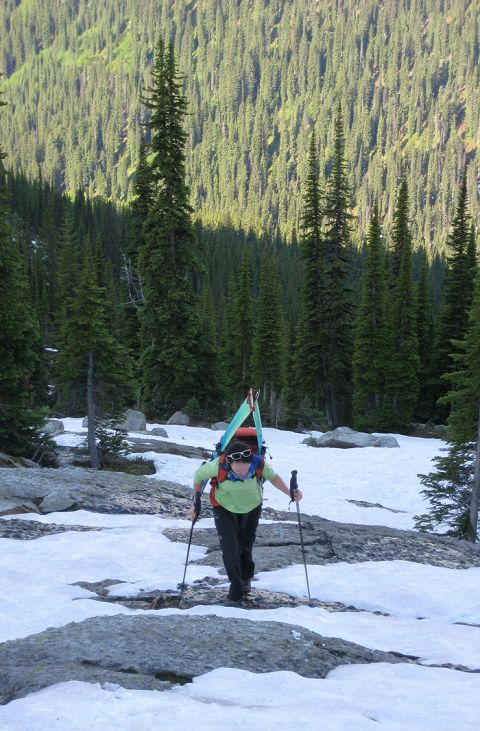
[227,449,252,462]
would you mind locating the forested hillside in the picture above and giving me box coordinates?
[1,0,479,250]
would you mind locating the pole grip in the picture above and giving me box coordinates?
[289,469,298,502]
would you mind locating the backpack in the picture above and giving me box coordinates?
[209,427,266,507]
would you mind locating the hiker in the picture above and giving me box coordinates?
[187,439,302,603]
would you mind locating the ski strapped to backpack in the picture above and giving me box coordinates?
[201,388,267,507]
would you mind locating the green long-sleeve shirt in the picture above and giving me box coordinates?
[194,457,277,514]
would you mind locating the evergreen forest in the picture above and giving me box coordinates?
[0,0,479,248]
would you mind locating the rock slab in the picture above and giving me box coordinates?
[0,615,407,704]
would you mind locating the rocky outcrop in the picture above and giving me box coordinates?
[126,437,212,460]
[42,419,65,434]
[0,467,193,516]
[164,515,480,571]
[0,615,408,705]
[305,427,400,448]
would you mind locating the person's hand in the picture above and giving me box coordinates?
[292,488,303,502]
[187,492,201,521]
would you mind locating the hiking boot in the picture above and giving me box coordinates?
[243,579,252,595]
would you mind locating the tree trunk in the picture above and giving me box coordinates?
[87,351,101,470]
[469,400,480,543]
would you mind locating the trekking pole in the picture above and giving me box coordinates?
[290,470,311,603]
[177,487,203,593]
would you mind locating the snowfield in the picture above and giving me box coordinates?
[1,420,479,730]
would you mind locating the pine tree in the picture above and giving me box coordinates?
[137,39,203,415]
[55,242,134,465]
[296,130,326,410]
[382,181,419,430]
[415,251,436,422]
[229,246,254,401]
[433,172,476,416]
[196,284,224,416]
[416,266,480,541]
[322,107,354,426]
[390,178,410,280]
[352,204,388,430]
[250,251,286,422]
[0,83,45,456]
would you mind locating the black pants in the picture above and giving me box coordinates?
[213,503,262,601]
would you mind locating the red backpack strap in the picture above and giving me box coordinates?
[209,453,229,506]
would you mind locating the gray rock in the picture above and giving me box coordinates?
[149,427,168,437]
[0,467,194,517]
[0,615,408,704]
[165,514,480,571]
[0,500,40,516]
[305,427,399,448]
[38,489,78,512]
[211,421,229,431]
[0,519,100,541]
[82,416,88,427]
[167,411,190,426]
[42,419,65,434]
[123,409,147,432]
[0,451,38,469]
[127,436,211,460]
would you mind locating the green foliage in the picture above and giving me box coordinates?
[415,442,476,539]
[0,1,478,252]
[0,82,46,457]
[352,203,388,431]
[416,265,480,541]
[137,40,204,415]
[433,172,476,416]
[250,251,286,414]
[321,108,354,426]
[382,179,419,431]
[55,242,134,415]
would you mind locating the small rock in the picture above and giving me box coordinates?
[149,428,168,437]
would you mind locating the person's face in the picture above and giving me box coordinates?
[228,456,252,478]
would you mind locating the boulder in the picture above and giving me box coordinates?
[82,416,88,427]
[305,427,399,449]
[211,421,229,431]
[123,409,147,432]
[42,419,64,434]
[0,451,39,469]
[167,411,190,426]
[149,427,168,437]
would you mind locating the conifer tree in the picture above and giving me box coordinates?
[196,284,224,416]
[230,247,254,401]
[433,172,476,415]
[250,252,285,421]
[416,267,480,541]
[0,83,45,456]
[390,178,410,280]
[382,181,419,430]
[322,108,354,425]
[55,242,134,463]
[137,39,203,415]
[296,131,326,410]
[352,204,388,430]
[415,252,436,421]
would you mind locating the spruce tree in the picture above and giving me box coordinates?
[382,181,419,430]
[0,83,45,456]
[296,131,326,411]
[415,252,436,422]
[390,178,410,280]
[322,107,354,426]
[416,266,480,541]
[352,204,388,430]
[229,247,254,401]
[55,242,134,465]
[138,39,203,415]
[433,172,476,416]
[250,252,286,422]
